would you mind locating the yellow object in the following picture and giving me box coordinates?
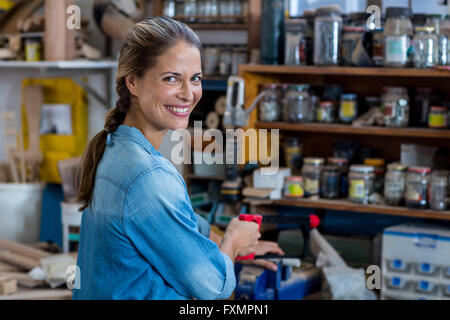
[25,40,42,62]
[350,179,365,198]
[22,78,88,183]
[0,0,15,11]
[364,158,385,167]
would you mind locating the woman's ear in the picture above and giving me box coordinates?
[125,74,139,97]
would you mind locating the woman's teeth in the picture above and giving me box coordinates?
[165,106,189,113]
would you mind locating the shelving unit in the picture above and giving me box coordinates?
[239,64,450,221]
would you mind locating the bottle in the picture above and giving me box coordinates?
[383,7,413,68]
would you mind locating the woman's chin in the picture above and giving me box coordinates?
[167,119,190,131]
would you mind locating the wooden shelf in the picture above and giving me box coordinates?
[186,173,225,181]
[188,24,247,30]
[239,65,450,78]
[255,122,450,139]
[272,198,450,221]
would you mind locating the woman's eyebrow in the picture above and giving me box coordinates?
[160,71,203,76]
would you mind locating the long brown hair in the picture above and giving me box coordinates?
[77,17,201,211]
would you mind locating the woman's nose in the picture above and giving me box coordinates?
[177,82,194,102]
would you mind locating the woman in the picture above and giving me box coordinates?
[73,17,282,300]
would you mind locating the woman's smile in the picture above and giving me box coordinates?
[163,104,191,117]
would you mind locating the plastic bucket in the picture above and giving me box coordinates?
[0,183,45,243]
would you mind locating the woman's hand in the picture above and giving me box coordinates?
[239,240,285,271]
[219,218,261,261]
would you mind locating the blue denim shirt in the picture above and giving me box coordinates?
[72,125,235,300]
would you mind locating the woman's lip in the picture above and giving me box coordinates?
[164,105,190,117]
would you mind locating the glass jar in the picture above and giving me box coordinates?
[203,45,219,75]
[231,46,247,75]
[372,28,384,66]
[348,165,375,204]
[314,5,343,66]
[302,157,325,199]
[284,84,311,122]
[321,165,340,199]
[316,101,335,123]
[381,87,409,127]
[364,158,385,194]
[303,9,315,65]
[339,93,358,123]
[175,0,185,18]
[219,0,232,23]
[284,176,304,198]
[259,84,284,122]
[413,87,433,127]
[284,18,309,66]
[183,0,197,23]
[218,46,232,76]
[163,0,176,17]
[405,167,431,209]
[430,171,448,210]
[384,163,407,206]
[425,14,450,66]
[341,26,365,66]
[428,106,448,129]
[383,7,413,68]
[413,26,438,68]
[328,157,348,197]
[283,137,302,174]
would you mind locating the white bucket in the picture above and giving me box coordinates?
[0,183,45,244]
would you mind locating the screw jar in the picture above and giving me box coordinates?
[284,18,309,66]
[430,171,448,210]
[383,7,413,68]
[284,84,311,122]
[405,166,431,209]
[348,165,375,204]
[284,176,304,198]
[382,87,409,127]
[321,165,340,199]
[339,93,358,123]
[316,101,335,123]
[428,106,448,129]
[364,158,385,195]
[413,26,439,68]
[283,137,302,174]
[258,84,285,122]
[302,157,325,199]
[328,157,349,197]
[313,5,343,66]
[384,163,407,206]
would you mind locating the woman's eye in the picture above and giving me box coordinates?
[191,76,202,82]
[163,76,177,82]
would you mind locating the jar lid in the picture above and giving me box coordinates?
[285,176,303,182]
[316,5,342,16]
[408,166,431,174]
[364,158,385,167]
[350,165,374,173]
[415,26,435,33]
[341,93,357,100]
[304,157,325,165]
[387,163,407,171]
[319,101,334,107]
[430,106,447,111]
[285,18,308,29]
[386,7,411,18]
[288,84,309,91]
[303,10,315,18]
[328,157,348,165]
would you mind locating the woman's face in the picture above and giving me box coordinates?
[127,41,203,131]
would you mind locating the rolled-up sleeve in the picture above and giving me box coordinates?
[124,167,235,300]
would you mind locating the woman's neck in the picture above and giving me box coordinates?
[122,108,168,150]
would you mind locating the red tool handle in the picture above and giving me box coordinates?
[235,214,262,260]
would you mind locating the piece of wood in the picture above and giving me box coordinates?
[0,261,21,272]
[0,251,40,271]
[255,122,450,140]
[0,289,72,300]
[44,0,76,61]
[0,0,44,34]
[0,237,51,260]
[0,272,45,288]
[0,276,18,295]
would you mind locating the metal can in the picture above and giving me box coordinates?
[405,166,431,209]
[284,176,304,197]
[339,93,358,123]
[25,38,42,62]
[428,106,448,129]
[348,165,375,204]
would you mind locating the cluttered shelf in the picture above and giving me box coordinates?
[245,197,450,221]
[239,64,450,78]
[0,60,118,70]
[255,122,450,139]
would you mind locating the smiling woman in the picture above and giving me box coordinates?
[72,17,266,300]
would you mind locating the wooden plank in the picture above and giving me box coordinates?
[0,277,18,295]
[0,289,72,300]
[273,198,450,221]
[255,122,450,139]
[239,64,450,78]
[0,237,51,260]
[0,272,45,288]
[0,251,40,271]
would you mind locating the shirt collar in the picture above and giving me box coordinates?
[113,125,162,157]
